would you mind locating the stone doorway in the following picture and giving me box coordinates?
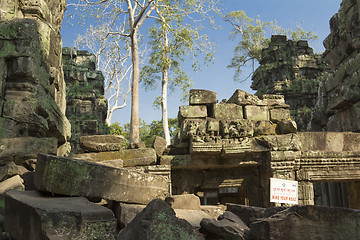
[313,182,349,208]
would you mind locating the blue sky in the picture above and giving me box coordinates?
[61,0,342,125]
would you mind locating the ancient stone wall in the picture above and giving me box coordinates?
[63,47,109,153]
[177,89,295,145]
[0,0,70,157]
[310,0,360,132]
[252,35,325,131]
[168,89,299,207]
[168,89,360,209]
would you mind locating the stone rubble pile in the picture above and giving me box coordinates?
[0,130,181,239]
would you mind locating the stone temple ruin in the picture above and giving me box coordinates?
[252,35,326,131]
[167,89,360,209]
[0,0,360,239]
[63,47,109,153]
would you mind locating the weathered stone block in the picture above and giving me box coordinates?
[96,159,124,168]
[244,105,269,121]
[327,83,360,111]
[343,132,360,151]
[226,204,266,226]
[276,120,297,134]
[227,89,263,106]
[214,103,243,120]
[189,89,217,105]
[200,205,226,219]
[0,175,24,194]
[5,190,117,240]
[111,202,146,229]
[254,121,276,136]
[34,154,168,204]
[175,209,213,229]
[298,132,356,152]
[250,205,360,240]
[207,118,220,133]
[200,211,249,240]
[180,119,207,141]
[262,94,288,108]
[255,134,301,151]
[0,137,57,164]
[221,119,254,138]
[73,148,157,167]
[152,136,167,157]
[269,108,290,122]
[0,162,28,182]
[178,105,207,122]
[80,135,125,152]
[171,194,201,210]
[160,155,191,166]
[117,199,204,240]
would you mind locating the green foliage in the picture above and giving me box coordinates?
[225,10,318,82]
[141,0,218,104]
[288,79,321,94]
[109,118,179,147]
[109,121,126,135]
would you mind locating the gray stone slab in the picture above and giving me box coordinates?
[250,205,360,240]
[214,103,243,121]
[34,154,169,204]
[80,135,126,152]
[0,137,57,163]
[73,148,157,167]
[171,194,201,210]
[117,199,204,240]
[4,190,117,240]
[189,89,217,105]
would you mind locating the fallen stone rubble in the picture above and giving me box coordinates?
[2,178,360,240]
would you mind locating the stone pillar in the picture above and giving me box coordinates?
[348,181,360,209]
[0,0,71,157]
[298,181,314,205]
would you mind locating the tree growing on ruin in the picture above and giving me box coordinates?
[67,0,219,145]
[141,0,218,146]
[67,0,158,144]
[76,24,132,125]
[225,10,318,82]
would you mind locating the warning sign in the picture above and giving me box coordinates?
[270,178,298,204]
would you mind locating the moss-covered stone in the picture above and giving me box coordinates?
[117,199,204,240]
[63,47,109,153]
[34,154,168,204]
[252,35,325,131]
[5,190,117,240]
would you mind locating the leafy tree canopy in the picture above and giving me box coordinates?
[225,10,318,82]
[109,118,179,147]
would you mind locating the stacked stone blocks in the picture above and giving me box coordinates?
[252,35,326,130]
[311,0,360,132]
[178,89,295,149]
[63,47,109,153]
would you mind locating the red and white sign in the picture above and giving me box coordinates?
[270,178,298,204]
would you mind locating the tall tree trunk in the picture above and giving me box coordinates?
[162,70,171,146]
[129,29,140,144]
[161,27,171,146]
